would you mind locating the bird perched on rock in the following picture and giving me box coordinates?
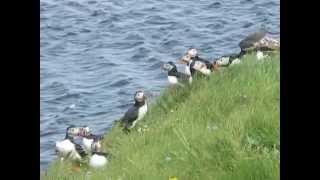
[120,91,148,131]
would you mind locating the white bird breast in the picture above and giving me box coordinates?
[56,140,81,160]
[56,139,75,155]
[89,154,108,168]
[188,76,193,84]
[230,58,241,65]
[137,103,148,121]
[216,57,230,66]
[82,138,94,152]
[199,68,211,75]
[184,65,191,76]
[130,103,148,128]
[256,51,264,60]
[168,76,178,84]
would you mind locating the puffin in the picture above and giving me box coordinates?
[213,53,243,67]
[161,61,192,86]
[89,152,109,168]
[66,125,91,138]
[238,31,280,60]
[121,91,148,130]
[82,133,104,153]
[55,126,87,161]
[89,140,109,168]
[177,48,218,76]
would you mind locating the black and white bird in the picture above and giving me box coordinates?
[82,134,104,153]
[177,48,218,76]
[66,125,91,138]
[89,152,109,168]
[238,31,280,60]
[55,126,87,162]
[213,53,242,67]
[161,61,192,86]
[84,135,109,168]
[121,91,148,130]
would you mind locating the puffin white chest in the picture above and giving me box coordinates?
[137,103,148,121]
[193,61,211,75]
[199,68,211,75]
[184,65,191,76]
[256,51,265,60]
[217,57,231,66]
[56,139,81,160]
[56,139,75,156]
[230,58,241,65]
[168,76,178,84]
[82,138,94,152]
[89,154,108,168]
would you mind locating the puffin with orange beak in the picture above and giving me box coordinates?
[161,61,192,86]
[120,91,148,131]
[177,48,219,76]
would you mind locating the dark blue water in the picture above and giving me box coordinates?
[40,0,279,170]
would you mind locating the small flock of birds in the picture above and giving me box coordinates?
[55,126,108,168]
[54,31,280,169]
[161,31,280,86]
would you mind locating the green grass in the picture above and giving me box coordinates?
[43,52,280,180]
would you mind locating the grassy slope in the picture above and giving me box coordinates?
[44,53,280,180]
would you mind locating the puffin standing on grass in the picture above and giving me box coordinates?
[121,91,148,131]
[89,139,109,168]
[82,134,104,153]
[213,53,242,67]
[161,61,192,86]
[55,126,87,162]
[177,48,218,76]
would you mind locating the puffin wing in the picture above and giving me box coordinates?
[195,57,213,69]
[74,142,87,157]
[122,106,139,124]
[203,60,213,70]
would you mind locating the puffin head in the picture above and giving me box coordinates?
[161,61,177,71]
[134,90,146,103]
[66,125,91,138]
[177,48,198,64]
[177,54,192,64]
[187,48,198,58]
[79,126,91,136]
